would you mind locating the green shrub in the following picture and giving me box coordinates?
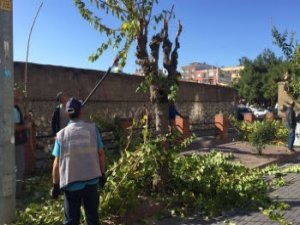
[248,121,277,154]
[273,120,288,144]
[229,117,288,153]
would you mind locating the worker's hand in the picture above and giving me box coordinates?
[99,174,106,188]
[51,183,60,199]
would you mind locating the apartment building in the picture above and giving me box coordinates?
[221,65,244,83]
[135,62,244,86]
[181,62,213,81]
[181,62,232,86]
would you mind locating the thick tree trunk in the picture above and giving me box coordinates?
[150,86,170,191]
[155,103,170,192]
[154,102,169,133]
[149,83,169,133]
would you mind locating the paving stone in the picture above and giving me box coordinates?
[245,222,264,225]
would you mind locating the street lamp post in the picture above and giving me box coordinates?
[0,0,16,224]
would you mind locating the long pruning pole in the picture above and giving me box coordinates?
[24,2,43,97]
[82,56,119,107]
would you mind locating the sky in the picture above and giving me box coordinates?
[13,0,300,74]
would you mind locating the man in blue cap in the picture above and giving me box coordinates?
[51,97,106,225]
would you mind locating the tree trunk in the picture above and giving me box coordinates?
[149,81,170,189]
[154,102,169,133]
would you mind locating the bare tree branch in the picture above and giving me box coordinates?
[149,22,166,77]
[166,5,174,22]
[162,20,172,72]
[136,18,151,75]
[169,20,182,79]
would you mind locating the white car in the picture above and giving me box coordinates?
[253,108,268,118]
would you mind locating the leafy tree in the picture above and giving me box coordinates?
[236,49,286,106]
[272,26,300,101]
[74,0,182,133]
[272,27,297,62]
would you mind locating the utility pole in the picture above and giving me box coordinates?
[0,0,16,224]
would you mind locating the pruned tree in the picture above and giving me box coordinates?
[74,0,182,133]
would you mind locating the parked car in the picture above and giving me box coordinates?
[253,108,268,119]
[237,107,252,121]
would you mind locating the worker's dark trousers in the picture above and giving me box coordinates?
[288,129,296,150]
[64,184,99,225]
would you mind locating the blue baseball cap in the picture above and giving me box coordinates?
[66,98,82,114]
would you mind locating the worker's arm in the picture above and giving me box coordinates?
[52,157,60,184]
[95,126,105,175]
[51,139,61,184]
[95,126,107,187]
[98,148,106,175]
[51,157,60,199]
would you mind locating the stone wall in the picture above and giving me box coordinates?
[14,62,238,135]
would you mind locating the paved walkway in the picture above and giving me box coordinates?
[156,147,300,225]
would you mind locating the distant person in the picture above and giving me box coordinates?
[51,91,69,137]
[169,102,182,127]
[14,90,31,197]
[285,101,297,151]
[275,103,279,114]
[51,98,106,225]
